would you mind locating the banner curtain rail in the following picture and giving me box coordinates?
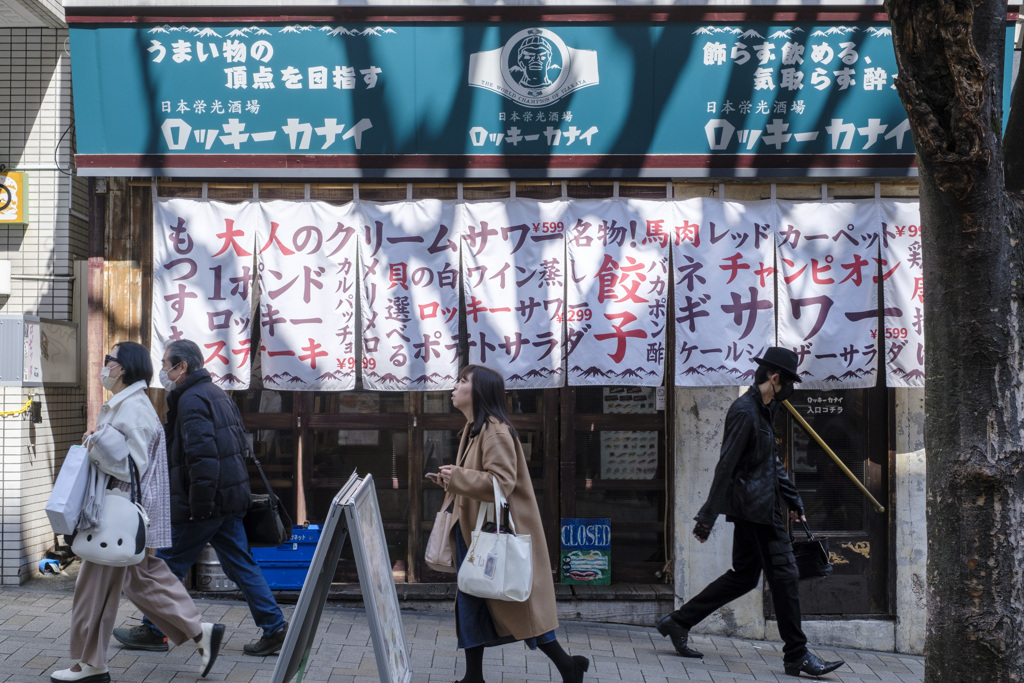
[130,180,681,192]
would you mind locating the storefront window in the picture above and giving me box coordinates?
[233,387,295,414]
[568,386,667,582]
[231,379,666,585]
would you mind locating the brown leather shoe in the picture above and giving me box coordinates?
[656,615,703,658]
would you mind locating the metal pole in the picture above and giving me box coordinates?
[781,400,886,514]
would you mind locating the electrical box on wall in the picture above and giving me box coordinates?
[0,316,79,387]
[0,172,27,224]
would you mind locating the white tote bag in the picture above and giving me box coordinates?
[71,458,148,567]
[457,477,533,602]
[45,445,90,535]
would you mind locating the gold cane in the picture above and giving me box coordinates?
[781,400,886,514]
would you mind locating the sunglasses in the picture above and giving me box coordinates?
[104,355,121,366]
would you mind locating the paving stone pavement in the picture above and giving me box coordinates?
[0,576,923,682]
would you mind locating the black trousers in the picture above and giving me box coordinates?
[670,515,808,663]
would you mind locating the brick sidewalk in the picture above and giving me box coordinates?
[0,576,923,682]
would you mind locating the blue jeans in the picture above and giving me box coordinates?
[142,515,286,637]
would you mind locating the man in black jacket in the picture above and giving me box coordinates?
[656,347,844,678]
[114,339,289,657]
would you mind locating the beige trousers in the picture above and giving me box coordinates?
[69,554,202,669]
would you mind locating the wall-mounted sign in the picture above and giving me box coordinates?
[560,518,610,585]
[67,17,1014,177]
[0,172,27,224]
[0,316,79,387]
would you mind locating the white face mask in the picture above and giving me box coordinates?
[100,365,119,392]
[159,367,178,392]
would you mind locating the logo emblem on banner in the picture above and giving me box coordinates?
[0,172,26,224]
[468,28,599,108]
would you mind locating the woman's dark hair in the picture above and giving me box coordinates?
[166,339,204,375]
[460,364,516,439]
[112,341,153,385]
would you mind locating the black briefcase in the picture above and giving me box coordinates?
[791,521,832,580]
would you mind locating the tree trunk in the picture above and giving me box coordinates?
[886,0,1024,680]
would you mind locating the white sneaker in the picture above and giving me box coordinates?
[198,622,225,678]
[50,662,110,683]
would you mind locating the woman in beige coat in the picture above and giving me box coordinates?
[435,365,589,683]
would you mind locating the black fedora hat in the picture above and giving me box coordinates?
[753,347,802,383]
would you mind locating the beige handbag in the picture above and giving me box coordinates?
[425,492,456,573]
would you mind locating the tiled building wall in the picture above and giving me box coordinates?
[1,27,88,584]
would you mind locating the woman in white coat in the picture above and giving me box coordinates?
[51,342,224,683]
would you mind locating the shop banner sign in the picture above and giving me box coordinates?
[564,199,670,387]
[458,199,568,389]
[151,195,924,389]
[68,19,1012,175]
[879,200,925,387]
[151,197,258,389]
[560,518,610,586]
[776,200,880,388]
[256,201,358,391]
[358,201,461,391]
[673,198,778,386]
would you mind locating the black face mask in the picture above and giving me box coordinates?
[774,379,795,403]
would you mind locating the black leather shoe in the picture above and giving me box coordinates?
[784,651,844,677]
[656,615,703,658]
[571,655,590,682]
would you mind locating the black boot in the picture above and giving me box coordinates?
[655,615,703,658]
[783,651,844,677]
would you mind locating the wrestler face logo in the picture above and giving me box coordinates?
[513,35,556,89]
[470,27,597,108]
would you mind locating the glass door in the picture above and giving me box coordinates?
[779,386,892,616]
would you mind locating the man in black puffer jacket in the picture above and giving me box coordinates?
[655,347,844,679]
[113,339,288,658]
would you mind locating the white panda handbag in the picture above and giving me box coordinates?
[71,458,148,567]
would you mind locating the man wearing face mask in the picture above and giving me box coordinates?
[113,339,288,658]
[655,347,845,678]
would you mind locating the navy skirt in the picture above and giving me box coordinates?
[454,521,555,650]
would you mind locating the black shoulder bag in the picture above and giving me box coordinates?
[243,451,294,548]
[791,520,832,580]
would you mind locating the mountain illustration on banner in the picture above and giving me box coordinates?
[147,24,396,37]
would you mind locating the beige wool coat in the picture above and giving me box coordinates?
[445,418,559,641]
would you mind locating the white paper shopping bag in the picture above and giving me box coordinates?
[45,445,90,535]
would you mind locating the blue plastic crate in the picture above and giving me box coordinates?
[251,525,321,564]
[259,562,310,590]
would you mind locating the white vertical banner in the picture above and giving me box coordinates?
[358,200,461,391]
[879,200,925,386]
[255,200,359,391]
[673,198,778,386]
[564,199,671,386]
[458,199,568,388]
[151,197,258,389]
[776,200,881,388]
